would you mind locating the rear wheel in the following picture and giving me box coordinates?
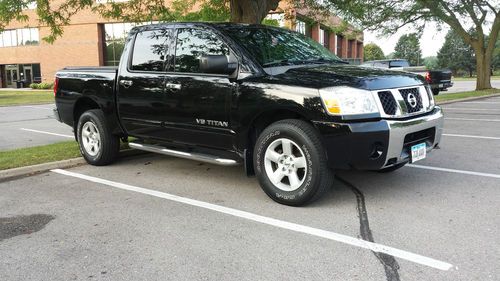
[77,109,120,166]
[432,88,440,95]
[254,119,333,206]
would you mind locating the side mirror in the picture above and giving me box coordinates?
[199,55,237,75]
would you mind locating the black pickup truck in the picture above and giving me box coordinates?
[362,59,453,95]
[54,22,443,206]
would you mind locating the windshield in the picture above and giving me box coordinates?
[222,26,344,67]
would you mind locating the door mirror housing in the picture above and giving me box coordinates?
[199,55,237,75]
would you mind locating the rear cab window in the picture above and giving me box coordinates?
[130,29,170,72]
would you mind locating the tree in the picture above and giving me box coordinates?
[363,43,385,61]
[423,56,439,70]
[437,30,476,76]
[0,0,279,42]
[394,33,422,66]
[315,0,500,90]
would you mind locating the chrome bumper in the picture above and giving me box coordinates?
[383,106,444,167]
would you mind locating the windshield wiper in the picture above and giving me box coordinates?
[308,57,349,64]
[262,59,293,67]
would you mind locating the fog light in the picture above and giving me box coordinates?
[369,142,384,159]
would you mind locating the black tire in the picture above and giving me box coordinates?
[377,162,406,173]
[432,88,440,96]
[77,109,120,166]
[253,119,334,206]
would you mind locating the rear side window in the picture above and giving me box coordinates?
[174,28,230,73]
[131,29,169,72]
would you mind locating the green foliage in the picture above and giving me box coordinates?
[437,30,475,76]
[394,33,422,66]
[363,43,384,61]
[262,18,280,27]
[422,56,438,70]
[29,82,53,89]
[317,0,500,89]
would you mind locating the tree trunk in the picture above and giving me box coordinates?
[474,48,492,90]
[230,0,280,24]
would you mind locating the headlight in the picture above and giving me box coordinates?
[319,86,379,115]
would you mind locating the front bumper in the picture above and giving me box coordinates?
[313,106,444,170]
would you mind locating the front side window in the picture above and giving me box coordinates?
[131,29,169,72]
[174,28,230,73]
[223,26,341,67]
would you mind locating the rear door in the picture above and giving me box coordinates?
[117,28,171,139]
[160,27,236,150]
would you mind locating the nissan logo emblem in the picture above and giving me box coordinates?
[407,93,418,108]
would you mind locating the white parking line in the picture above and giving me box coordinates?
[442,108,499,111]
[408,164,500,179]
[462,101,500,104]
[51,168,453,271]
[443,133,500,140]
[20,105,53,110]
[445,117,500,122]
[20,128,73,138]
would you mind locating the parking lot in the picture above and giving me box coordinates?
[1,97,499,280]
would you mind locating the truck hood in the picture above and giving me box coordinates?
[264,64,425,91]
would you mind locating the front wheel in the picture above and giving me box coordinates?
[253,119,334,206]
[77,109,120,166]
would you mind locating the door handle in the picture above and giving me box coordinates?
[120,80,133,88]
[166,83,182,90]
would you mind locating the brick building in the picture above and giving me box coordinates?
[0,1,363,88]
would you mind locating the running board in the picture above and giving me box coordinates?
[128,142,240,166]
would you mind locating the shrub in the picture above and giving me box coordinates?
[29,82,53,89]
[38,82,53,89]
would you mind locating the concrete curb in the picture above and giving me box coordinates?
[0,149,146,182]
[0,157,86,182]
[437,93,500,105]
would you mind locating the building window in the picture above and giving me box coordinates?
[319,28,329,49]
[336,35,344,57]
[0,28,39,48]
[295,20,306,35]
[103,22,158,66]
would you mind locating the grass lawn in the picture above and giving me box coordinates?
[0,141,80,170]
[452,76,500,81]
[435,88,499,103]
[0,90,53,106]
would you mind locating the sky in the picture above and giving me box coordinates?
[364,22,450,58]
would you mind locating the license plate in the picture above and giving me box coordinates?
[411,143,426,163]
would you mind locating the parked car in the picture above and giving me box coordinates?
[362,59,453,95]
[54,23,443,206]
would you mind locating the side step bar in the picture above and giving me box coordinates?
[128,142,240,166]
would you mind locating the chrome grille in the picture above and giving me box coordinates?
[399,88,423,113]
[378,91,397,115]
[375,86,432,117]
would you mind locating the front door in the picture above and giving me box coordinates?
[5,65,18,88]
[162,27,235,150]
[117,28,171,139]
[23,65,33,85]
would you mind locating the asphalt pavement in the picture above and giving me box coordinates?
[445,79,500,93]
[1,97,499,280]
[0,104,74,151]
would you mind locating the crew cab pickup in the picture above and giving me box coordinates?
[362,59,453,95]
[54,23,443,206]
